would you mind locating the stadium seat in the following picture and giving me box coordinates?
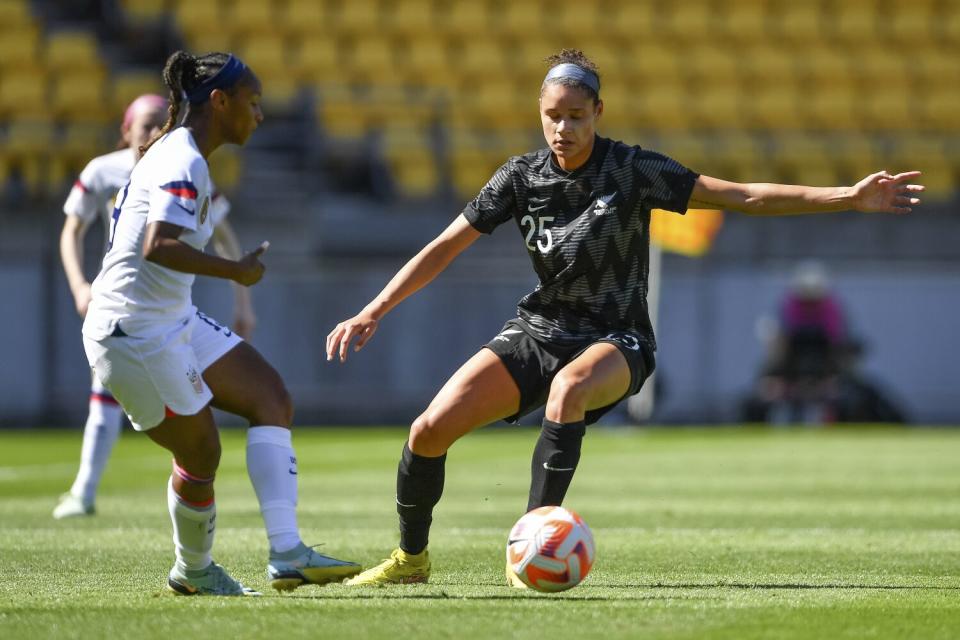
[385,0,437,36]
[0,117,56,195]
[399,37,455,89]
[827,0,879,43]
[293,37,341,83]
[860,83,914,131]
[223,0,279,37]
[440,1,492,36]
[692,83,744,129]
[44,31,104,76]
[120,0,168,23]
[173,0,231,51]
[500,2,544,37]
[280,0,327,37]
[332,0,383,35]
[807,86,860,130]
[0,24,41,72]
[801,46,853,87]
[110,70,165,114]
[634,82,693,131]
[744,82,804,129]
[715,0,770,43]
[51,74,109,123]
[771,2,823,43]
[918,87,960,131]
[381,126,438,198]
[888,134,956,200]
[455,39,511,80]
[346,36,398,84]
[686,44,739,86]
[772,133,837,185]
[885,0,935,43]
[623,44,681,85]
[608,2,655,40]
[0,70,50,119]
[742,45,796,84]
[665,2,713,40]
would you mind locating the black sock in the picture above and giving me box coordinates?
[527,419,586,512]
[396,443,446,555]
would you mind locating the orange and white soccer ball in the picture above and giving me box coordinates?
[506,505,595,592]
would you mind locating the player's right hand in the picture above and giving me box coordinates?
[326,312,379,363]
[234,241,269,286]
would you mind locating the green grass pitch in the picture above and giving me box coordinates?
[2,425,959,639]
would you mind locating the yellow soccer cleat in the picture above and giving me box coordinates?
[506,563,528,589]
[344,548,430,586]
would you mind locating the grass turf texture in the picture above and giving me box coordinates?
[1,426,959,639]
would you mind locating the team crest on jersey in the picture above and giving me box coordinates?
[186,365,204,394]
[594,193,618,216]
[199,197,209,225]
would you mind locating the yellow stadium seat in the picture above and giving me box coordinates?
[692,83,744,129]
[455,39,510,79]
[806,86,860,130]
[556,3,602,38]
[831,133,880,182]
[828,0,879,43]
[238,34,288,80]
[44,31,104,74]
[333,0,383,34]
[0,70,49,119]
[61,122,112,162]
[623,44,681,84]
[501,1,544,37]
[2,116,56,195]
[665,2,713,40]
[801,46,853,87]
[860,83,914,131]
[441,1,492,35]
[0,24,41,70]
[447,131,508,200]
[121,0,168,22]
[51,74,109,122]
[773,133,837,185]
[941,5,960,42]
[715,0,770,42]
[916,49,959,90]
[771,3,822,43]
[385,0,437,36]
[222,0,278,36]
[888,135,955,200]
[609,2,655,40]
[742,45,796,83]
[281,0,327,37]
[886,0,935,43]
[918,87,960,131]
[317,87,373,140]
[173,0,231,51]
[687,45,739,86]
[381,127,438,198]
[744,82,804,129]
[852,45,909,83]
[0,0,34,27]
[634,82,692,131]
[346,36,397,82]
[399,37,455,88]
[111,70,165,114]
[655,133,711,174]
[715,132,765,183]
[446,78,533,131]
[294,37,340,82]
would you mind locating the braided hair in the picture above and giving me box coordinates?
[542,49,601,104]
[139,50,234,157]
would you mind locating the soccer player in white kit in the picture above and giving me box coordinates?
[81,50,360,596]
[53,94,257,520]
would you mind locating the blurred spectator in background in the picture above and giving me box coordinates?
[743,261,905,425]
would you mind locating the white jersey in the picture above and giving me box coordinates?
[83,128,223,340]
[64,145,230,256]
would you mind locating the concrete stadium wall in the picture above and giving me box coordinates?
[2,252,957,427]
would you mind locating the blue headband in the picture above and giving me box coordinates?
[543,63,600,94]
[184,55,249,104]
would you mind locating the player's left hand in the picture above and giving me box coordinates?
[851,171,924,214]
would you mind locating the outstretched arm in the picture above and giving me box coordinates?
[211,218,256,339]
[326,214,482,363]
[689,171,924,216]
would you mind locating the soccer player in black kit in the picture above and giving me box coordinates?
[326,50,924,586]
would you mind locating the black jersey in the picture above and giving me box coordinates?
[463,136,698,352]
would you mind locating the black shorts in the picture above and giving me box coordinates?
[483,318,655,425]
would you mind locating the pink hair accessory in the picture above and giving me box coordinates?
[122,94,168,130]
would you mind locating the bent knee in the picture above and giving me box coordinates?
[251,379,294,427]
[177,432,221,478]
[548,372,591,412]
[408,411,454,456]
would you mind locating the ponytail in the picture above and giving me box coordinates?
[139,50,195,157]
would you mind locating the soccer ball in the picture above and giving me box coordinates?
[506,505,595,592]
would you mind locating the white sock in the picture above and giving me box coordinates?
[246,426,302,554]
[69,397,124,504]
[167,477,215,573]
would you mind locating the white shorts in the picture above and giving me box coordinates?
[82,310,243,431]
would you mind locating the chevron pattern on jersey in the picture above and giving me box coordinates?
[463,137,698,350]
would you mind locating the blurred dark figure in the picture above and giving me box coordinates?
[742,262,906,425]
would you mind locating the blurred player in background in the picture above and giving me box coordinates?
[326,49,924,587]
[53,94,257,520]
[81,51,359,596]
